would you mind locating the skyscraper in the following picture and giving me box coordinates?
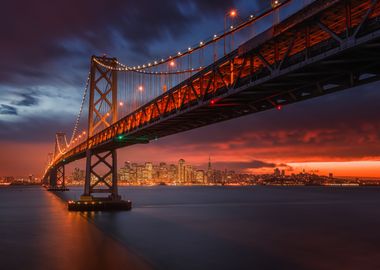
[184,165,193,183]
[206,155,213,183]
[145,162,153,180]
[178,159,185,183]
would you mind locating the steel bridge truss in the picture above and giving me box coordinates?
[75,57,121,199]
[47,164,66,189]
[88,56,118,137]
[83,149,120,200]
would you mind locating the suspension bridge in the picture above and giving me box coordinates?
[42,0,380,210]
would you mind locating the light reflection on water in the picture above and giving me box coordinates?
[2,186,380,270]
[0,186,151,270]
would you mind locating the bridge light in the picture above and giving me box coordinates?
[210,99,216,105]
[169,61,175,67]
[229,10,237,17]
[82,131,86,135]
[200,41,204,46]
[276,105,282,110]
[272,0,280,7]
[119,101,124,106]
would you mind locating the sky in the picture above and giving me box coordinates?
[0,0,379,178]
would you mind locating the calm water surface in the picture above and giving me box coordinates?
[1,186,380,270]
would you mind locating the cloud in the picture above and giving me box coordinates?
[211,160,278,170]
[14,92,39,107]
[0,0,234,86]
[0,104,17,115]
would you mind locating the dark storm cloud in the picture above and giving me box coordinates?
[0,104,18,115]
[0,0,234,85]
[0,116,72,142]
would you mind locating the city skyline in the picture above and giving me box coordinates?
[2,154,380,180]
[56,157,380,187]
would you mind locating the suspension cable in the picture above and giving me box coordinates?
[69,72,90,145]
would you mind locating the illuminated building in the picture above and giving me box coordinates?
[206,156,213,183]
[178,159,185,183]
[145,162,153,180]
[195,170,205,183]
[184,165,193,183]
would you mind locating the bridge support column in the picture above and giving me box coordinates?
[71,148,130,211]
[81,149,121,201]
[68,56,130,211]
[46,164,68,191]
[49,167,57,188]
[56,164,66,189]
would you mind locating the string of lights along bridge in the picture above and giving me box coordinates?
[43,0,380,211]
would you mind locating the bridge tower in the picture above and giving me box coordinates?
[47,133,69,191]
[81,56,121,201]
